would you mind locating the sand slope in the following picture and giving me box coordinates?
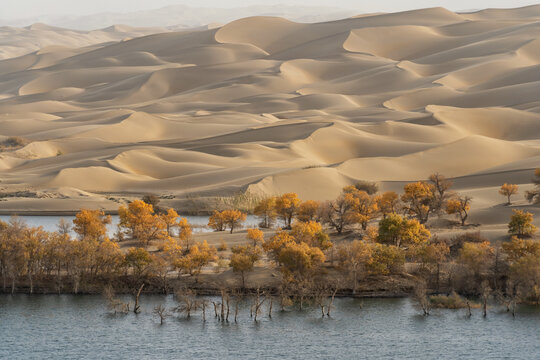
[0,6,539,223]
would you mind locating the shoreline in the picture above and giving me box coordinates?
[0,274,416,298]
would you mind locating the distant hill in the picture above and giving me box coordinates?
[0,4,357,30]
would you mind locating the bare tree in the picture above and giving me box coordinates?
[251,288,266,322]
[413,281,431,316]
[153,304,169,324]
[103,285,129,314]
[175,288,198,318]
[57,218,71,235]
[133,283,145,314]
[480,281,492,318]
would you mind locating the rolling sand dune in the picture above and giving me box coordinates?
[0,5,539,232]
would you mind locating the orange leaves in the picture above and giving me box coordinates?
[246,228,264,246]
[208,209,247,233]
[278,242,325,275]
[499,183,519,205]
[401,181,435,224]
[377,213,430,248]
[208,210,226,232]
[275,193,301,228]
[73,209,111,241]
[230,244,262,286]
[502,236,540,264]
[446,196,472,226]
[254,197,277,228]
[174,240,217,277]
[290,221,332,250]
[119,200,168,247]
[508,209,537,238]
[222,210,247,234]
[296,200,320,222]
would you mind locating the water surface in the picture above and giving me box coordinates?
[0,215,260,235]
[1,295,538,359]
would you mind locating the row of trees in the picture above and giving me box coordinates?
[248,174,474,235]
[1,170,538,312]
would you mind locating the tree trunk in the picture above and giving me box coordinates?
[327,289,337,317]
[202,302,206,322]
[352,271,357,295]
[29,272,33,294]
[436,263,440,293]
[134,284,144,314]
[461,213,468,226]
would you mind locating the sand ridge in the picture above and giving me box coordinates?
[0,6,538,226]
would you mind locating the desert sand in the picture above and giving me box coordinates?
[0,6,539,236]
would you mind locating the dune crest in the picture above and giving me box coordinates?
[0,6,538,213]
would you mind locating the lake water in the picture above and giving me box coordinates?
[0,215,261,235]
[0,295,538,359]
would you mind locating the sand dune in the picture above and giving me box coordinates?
[0,5,538,224]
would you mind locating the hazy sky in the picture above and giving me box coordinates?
[1,0,537,19]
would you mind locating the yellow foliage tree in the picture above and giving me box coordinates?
[246,228,264,246]
[175,240,217,280]
[253,197,277,228]
[508,209,537,238]
[161,208,179,236]
[94,238,124,276]
[296,200,321,222]
[119,200,168,247]
[376,191,400,218]
[124,247,153,277]
[290,221,332,250]
[401,182,435,224]
[221,210,247,234]
[278,242,325,275]
[367,243,405,275]
[377,213,430,248]
[337,240,373,294]
[262,231,295,263]
[499,183,519,205]
[275,193,301,229]
[347,189,379,230]
[229,245,262,287]
[458,241,494,278]
[72,209,111,241]
[410,241,449,290]
[502,236,540,264]
[446,196,472,226]
[208,210,226,232]
[320,193,356,234]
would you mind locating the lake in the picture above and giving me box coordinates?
[0,215,261,235]
[0,295,538,359]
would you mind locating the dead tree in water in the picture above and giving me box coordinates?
[413,281,431,316]
[252,288,266,322]
[153,304,169,324]
[103,285,129,314]
[313,282,339,318]
[133,284,145,314]
[219,289,228,322]
[481,281,491,318]
[200,300,208,322]
[327,287,338,317]
[212,301,220,318]
[175,288,198,318]
[231,290,243,323]
[268,297,273,318]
